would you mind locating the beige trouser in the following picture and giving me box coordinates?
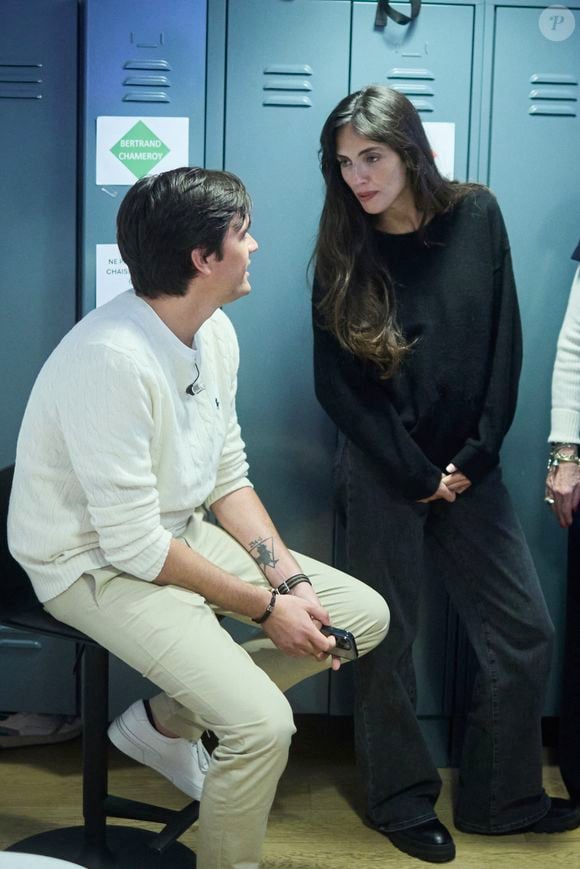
[44,512,389,869]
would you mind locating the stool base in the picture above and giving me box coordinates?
[7,825,196,868]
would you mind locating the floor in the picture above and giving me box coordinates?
[1,715,579,868]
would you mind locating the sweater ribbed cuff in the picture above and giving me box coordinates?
[204,478,254,510]
[450,443,498,484]
[549,409,580,445]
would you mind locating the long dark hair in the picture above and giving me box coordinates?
[314,85,473,378]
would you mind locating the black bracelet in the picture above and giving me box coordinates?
[252,588,278,624]
[277,574,312,595]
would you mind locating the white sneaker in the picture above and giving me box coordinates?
[0,712,82,748]
[108,699,210,801]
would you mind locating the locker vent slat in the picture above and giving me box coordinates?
[262,95,312,107]
[0,75,42,83]
[0,61,43,99]
[124,60,172,71]
[122,91,170,103]
[387,69,436,112]
[0,91,42,99]
[529,104,576,116]
[122,60,172,101]
[123,75,170,87]
[529,88,577,101]
[387,68,435,80]
[263,64,313,76]
[391,83,435,96]
[528,72,577,116]
[529,73,578,85]
[408,99,434,113]
[263,79,312,92]
[263,64,314,107]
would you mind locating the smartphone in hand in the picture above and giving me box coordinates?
[320,625,359,660]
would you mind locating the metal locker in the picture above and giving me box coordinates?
[221,0,352,712]
[80,0,207,314]
[489,3,580,713]
[78,0,208,718]
[223,0,351,562]
[0,0,77,469]
[351,1,476,178]
[0,0,78,714]
[333,3,480,758]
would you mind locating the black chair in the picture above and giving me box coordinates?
[0,465,199,867]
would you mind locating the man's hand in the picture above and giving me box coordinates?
[442,463,472,494]
[261,593,339,669]
[546,463,580,528]
[210,487,341,668]
[289,580,325,625]
[289,581,342,671]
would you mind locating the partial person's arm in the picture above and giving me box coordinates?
[550,266,580,446]
[546,266,580,528]
[59,344,174,581]
[59,344,335,663]
[450,201,522,482]
[312,312,444,502]
[157,487,338,666]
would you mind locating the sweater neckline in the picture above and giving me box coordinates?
[130,291,201,359]
[373,209,449,246]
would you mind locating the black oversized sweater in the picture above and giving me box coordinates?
[312,189,522,501]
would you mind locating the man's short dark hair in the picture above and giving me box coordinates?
[116,167,252,298]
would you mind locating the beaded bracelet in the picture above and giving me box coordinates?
[252,588,278,624]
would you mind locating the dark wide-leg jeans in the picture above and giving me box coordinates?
[559,509,580,802]
[338,440,555,833]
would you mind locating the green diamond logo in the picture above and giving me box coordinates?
[110,120,170,180]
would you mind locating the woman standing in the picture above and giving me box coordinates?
[312,85,578,863]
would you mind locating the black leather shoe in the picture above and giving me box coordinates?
[455,797,580,836]
[374,818,456,863]
[524,798,580,834]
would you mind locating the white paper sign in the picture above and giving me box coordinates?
[96,244,132,307]
[423,122,455,179]
[96,116,189,185]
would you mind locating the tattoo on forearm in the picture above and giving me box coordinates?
[248,537,279,572]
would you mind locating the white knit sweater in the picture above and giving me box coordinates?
[8,291,252,602]
[549,266,580,444]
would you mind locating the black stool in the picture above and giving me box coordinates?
[1,465,199,867]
